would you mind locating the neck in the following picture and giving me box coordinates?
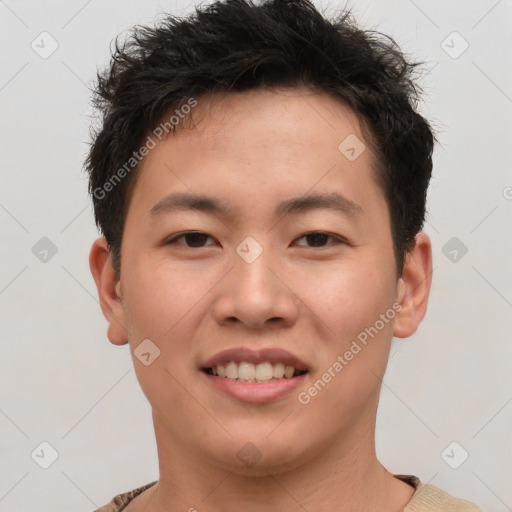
[138,407,414,512]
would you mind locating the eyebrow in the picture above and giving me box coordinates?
[149,191,362,219]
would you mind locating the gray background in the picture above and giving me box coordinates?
[1,1,511,510]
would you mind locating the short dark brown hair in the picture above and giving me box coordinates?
[86,0,435,276]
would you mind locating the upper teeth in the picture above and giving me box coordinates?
[211,361,301,382]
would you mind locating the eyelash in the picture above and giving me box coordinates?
[165,231,347,249]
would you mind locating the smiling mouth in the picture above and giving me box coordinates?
[202,361,308,383]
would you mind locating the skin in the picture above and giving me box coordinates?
[90,86,432,512]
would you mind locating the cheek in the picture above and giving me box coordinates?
[294,266,395,434]
[121,263,209,414]
[120,257,225,396]
[298,258,395,344]
[122,255,209,339]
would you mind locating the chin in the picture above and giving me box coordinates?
[205,433,317,477]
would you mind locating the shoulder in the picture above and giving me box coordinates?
[403,479,483,512]
[92,481,158,512]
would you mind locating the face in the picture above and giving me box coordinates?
[91,86,431,475]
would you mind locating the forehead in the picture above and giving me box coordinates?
[126,86,386,222]
[184,87,367,154]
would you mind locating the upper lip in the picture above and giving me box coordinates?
[201,347,309,371]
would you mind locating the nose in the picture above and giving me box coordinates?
[211,246,300,330]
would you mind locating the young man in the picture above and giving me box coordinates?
[87,0,482,510]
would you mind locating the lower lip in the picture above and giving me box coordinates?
[202,371,307,403]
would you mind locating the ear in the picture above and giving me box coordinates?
[393,232,433,338]
[89,237,129,345]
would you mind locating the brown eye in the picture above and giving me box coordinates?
[295,232,342,247]
[167,232,214,248]
[305,232,330,247]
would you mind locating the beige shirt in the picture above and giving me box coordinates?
[92,475,483,511]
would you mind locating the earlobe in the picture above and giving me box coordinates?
[393,233,433,338]
[89,237,129,346]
